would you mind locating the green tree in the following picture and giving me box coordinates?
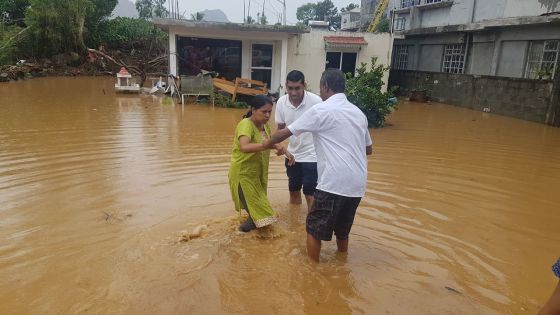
[377,17,390,32]
[296,0,339,28]
[346,57,398,128]
[246,15,255,24]
[85,0,117,45]
[136,0,153,19]
[190,12,204,21]
[25,0,94,56]
[260,13,268,25]
[153,0,168,18]
[296,3,316,25]
[316,0,338,28]
[0,0,30,26]
[340,3,359,12]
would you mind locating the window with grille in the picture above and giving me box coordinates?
[442,44,466,74]
[425,0,443,4]
[393,45,409,70]
[401,0,416,8]
[525,40,559,79]
[394,17,406,31]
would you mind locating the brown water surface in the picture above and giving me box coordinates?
[1,77,559,314]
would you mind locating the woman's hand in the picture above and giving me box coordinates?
[274,144,286,156]
[285,151,296,166]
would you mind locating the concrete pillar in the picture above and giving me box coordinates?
[490,39,501,76]
[242,39,252,79]
[169,29,177,76]
[280,37,288,95]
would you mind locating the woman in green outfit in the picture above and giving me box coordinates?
[229,95,288,232]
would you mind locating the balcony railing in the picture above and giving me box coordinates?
[398,0,449,10]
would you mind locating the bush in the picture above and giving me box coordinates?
[90,17,167,48]
[0,24,27,65]
[213,92,249,108]
[346,57,398,127]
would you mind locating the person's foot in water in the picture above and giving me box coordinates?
[239,216,256,232]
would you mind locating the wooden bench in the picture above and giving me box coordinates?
[213,77,268,101]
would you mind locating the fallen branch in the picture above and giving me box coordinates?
[0,27,30,52]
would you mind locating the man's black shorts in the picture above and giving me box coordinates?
[306,189,361,241]
[285,159,318,196]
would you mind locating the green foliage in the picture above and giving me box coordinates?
[91,17,167,48]
[246,15,255,24]
[213,92,249,109]
[25,0,94,57]
[0,0,30,26]
[85,0,117,39]
[191,12,204,21]
[346,57,398,128]
[0,23,25,64]
[296,0,339,28]
[377,17,390,33]
[136,0,153,19]
[296,3,316,25]
[152,0,168,18]
[135,0,167,19]
[340,3,359,12]
[260,13,268,25]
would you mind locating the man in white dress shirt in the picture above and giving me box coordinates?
[275,70,323,211]
[265,69,373,262]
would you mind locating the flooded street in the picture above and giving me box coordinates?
[1,77,560,314]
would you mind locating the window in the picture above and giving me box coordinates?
[326,52,358,76]
[177,37,242,81]
[394,17,406,31]
[525,40,559,79]
[425,0,443,3]
[251,44,273,88]
[442,43,466,74]
[401,0,416,8]
[392,45,409,70]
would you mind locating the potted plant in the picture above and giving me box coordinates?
[537,64,554,80]
[409,85,428,102]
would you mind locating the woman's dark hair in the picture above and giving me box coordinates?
[243,95,273,118]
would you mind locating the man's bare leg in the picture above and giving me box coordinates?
[306,233,321,262]
[290,191,302,204]
[336,238,349,253]
[305,194,314,212]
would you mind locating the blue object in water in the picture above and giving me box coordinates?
[388,97,398,105]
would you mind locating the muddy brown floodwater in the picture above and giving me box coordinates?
[1,77,560,314]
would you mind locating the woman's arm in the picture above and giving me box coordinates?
[239,136,265,153]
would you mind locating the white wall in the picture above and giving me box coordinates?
[287,31,393,94]
[168,26,288,93]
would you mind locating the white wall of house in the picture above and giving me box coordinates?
[287,31,393,94]
[167,26,289,93]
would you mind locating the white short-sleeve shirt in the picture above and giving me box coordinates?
[274,91,323,162]
[287,93,373,197]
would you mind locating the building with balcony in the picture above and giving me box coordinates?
[388,0,560,126]
[390,0,560,79]
[341,7,362,31]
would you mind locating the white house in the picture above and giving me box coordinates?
[153,19,393,95]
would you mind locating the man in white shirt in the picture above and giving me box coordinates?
[275,70,323,211]
[265,69,373,262]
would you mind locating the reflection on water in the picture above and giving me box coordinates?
[1,77,560,314]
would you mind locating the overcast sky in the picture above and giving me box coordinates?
[173,0,359,24]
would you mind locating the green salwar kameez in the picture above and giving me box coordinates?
[228,118,277,228]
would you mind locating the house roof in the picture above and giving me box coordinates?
[153,18,310,34]
[324,36,368,46]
